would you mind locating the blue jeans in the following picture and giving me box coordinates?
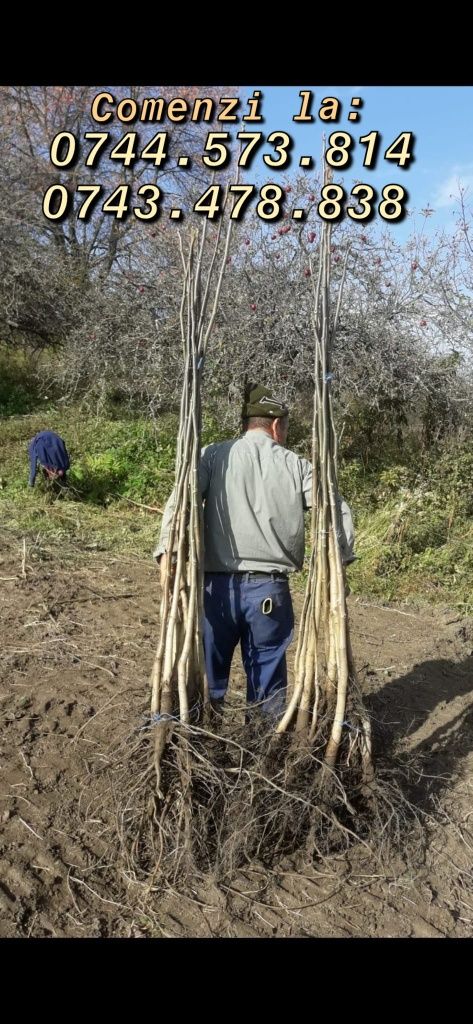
[203,572,294,717]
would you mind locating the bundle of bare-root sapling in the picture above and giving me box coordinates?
[275,196,373,811]
[139,220,232,872]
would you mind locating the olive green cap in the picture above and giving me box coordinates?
[242,383,289,419]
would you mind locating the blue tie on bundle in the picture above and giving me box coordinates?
[28,431,70,487]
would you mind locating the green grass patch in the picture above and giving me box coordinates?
[1,400,471,609]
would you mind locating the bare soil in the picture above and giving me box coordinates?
[1,530,472,938]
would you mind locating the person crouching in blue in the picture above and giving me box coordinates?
[28,430,70,489]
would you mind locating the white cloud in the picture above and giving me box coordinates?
[434,165,473,207]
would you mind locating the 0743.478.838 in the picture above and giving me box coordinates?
[42,180,407,223]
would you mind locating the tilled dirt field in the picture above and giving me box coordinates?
[1,530,472,938]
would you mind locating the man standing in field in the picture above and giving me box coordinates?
[155,384,355,720]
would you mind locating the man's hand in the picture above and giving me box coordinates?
[158,553,176,588]
[159,554,168,588]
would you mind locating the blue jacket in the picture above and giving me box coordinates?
[28,431,70,487]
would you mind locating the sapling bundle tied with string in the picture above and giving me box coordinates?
[275,204,373,795]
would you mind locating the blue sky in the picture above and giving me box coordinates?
[241,86,473,241]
